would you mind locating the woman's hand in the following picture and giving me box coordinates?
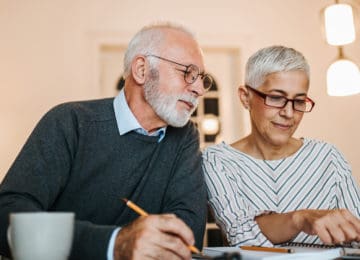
[293,209,360,244]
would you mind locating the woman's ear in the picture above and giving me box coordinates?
[238,85,250,110]
[131,56,146,85]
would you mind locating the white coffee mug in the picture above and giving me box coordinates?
[8,212,75,260]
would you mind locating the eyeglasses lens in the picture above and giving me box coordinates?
[203,75,213,90]
[184,65,213,91]
[184,65,199,83]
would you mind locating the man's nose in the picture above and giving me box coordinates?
[188,77,206,97]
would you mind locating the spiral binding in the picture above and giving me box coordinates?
[281,241,360,249]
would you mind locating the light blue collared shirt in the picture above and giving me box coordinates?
[107,89,167,260]
[113,89,166,142]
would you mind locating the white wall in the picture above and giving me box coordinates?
[1,0,360,184]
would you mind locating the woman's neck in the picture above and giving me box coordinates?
[231,135,303,160]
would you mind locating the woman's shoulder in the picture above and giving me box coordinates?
[301,138,348,164]
[203,142,227,154]
[203,141,243,156]
[203,142,225,160]
[203,142,235,159]
[202,141,250,164]
[302,138,338,151]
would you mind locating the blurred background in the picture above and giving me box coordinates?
[1,0,360,187]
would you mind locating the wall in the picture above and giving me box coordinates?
[1,0,360,184]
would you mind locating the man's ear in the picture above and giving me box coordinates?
[238,85,250,110]
[131,56,146,85]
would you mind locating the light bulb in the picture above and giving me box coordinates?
[324,4,356,46]
[201,114,220,135]
[327,59,360,96]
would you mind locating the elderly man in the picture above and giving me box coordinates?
[0,22,212,260]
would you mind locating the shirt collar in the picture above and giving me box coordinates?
[113,89,167,142]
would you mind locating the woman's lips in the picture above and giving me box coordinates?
[272,122,292,130]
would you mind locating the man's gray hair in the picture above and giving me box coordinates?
[123,22,195,78]
[245,45,310,88]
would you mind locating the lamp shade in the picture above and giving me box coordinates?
[327,59,360,96]
[324,3,356,46]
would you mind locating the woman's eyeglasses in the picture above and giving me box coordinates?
[246,85,315,112]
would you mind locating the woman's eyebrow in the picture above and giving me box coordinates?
[269,89,307,97]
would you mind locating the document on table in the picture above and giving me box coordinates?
[203,246,349,260]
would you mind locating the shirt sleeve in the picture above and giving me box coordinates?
[107,227,121,260]
[202,149,273,247]
[331,145,360,217]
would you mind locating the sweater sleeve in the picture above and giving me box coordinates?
[161,123,207,249]
[202,148,273,247]
[0,104,115,260]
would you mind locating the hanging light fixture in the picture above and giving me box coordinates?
[327,48,360,96]
[201,114,220,135]
[323,0,360,96]
[324,2,356,45]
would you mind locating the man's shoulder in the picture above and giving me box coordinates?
[47,98,115,122]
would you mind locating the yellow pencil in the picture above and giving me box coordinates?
[121,198,201,255]
[240,245,294,253]
[122,198,149,216]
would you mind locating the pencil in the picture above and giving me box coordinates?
[122,198,149,216]
[121,198,201,255]
[240,245,294,253]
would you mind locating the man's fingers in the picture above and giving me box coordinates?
[114,215,193,260]
[151,230,192,259]
[136,215,193,259]
[132,232,188,260]
[154,214,195,247]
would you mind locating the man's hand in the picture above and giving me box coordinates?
[293,209,360,244]
[114,214,195,260]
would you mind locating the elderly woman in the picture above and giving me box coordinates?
[202,46,360,247]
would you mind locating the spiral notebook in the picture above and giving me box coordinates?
[280,241,360,249]
[203,242,360,260]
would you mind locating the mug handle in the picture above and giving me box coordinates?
[6,227,12,250]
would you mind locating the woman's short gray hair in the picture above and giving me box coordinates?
[245,46,310,88]
[123,22,195,78]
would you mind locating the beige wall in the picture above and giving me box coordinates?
[1,0,360,184]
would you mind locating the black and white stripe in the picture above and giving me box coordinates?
[202,138,360,246]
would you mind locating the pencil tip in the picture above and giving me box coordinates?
[121,198,128,203]
[189,245,201,254]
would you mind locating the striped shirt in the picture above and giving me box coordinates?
[202,138,360,246]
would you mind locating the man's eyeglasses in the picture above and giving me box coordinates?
[146,54,213,91]
[246,85,315,112]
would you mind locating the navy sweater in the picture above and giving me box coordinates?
[0,98,207,259]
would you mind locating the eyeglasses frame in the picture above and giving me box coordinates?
[146,54,213,91]
[245,85,315,113]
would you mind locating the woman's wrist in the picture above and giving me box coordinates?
[291,209,305,233]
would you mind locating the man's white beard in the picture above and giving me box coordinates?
[144,70,198,127]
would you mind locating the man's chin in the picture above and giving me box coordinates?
[167,116,191,128]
